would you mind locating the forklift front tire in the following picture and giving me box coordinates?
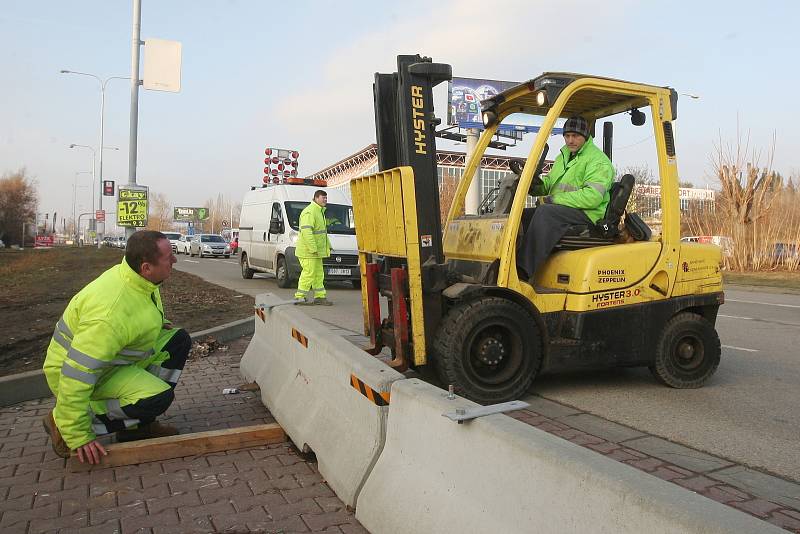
[433,297,542,405]
[650,312,721,388]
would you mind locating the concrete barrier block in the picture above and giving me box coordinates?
[356,379,780,534]
[240,293,405,508]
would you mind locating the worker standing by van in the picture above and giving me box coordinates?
[294,190,333,305]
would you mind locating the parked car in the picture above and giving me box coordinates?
[773,242,799,261]
[177,235,193,254]
[189,234,230,258]
[163,232,183,254]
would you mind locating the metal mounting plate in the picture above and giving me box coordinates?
[442,400,529,423]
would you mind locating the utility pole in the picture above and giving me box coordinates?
[464,128,482,214]
[126,0,143,239]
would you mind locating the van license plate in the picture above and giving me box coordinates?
[327,268,351,276]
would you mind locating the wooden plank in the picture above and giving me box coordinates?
[67,423,285,472]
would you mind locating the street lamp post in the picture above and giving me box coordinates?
[69,144,95,215]
[61,70,130,249]
[73,171,92,244]
[69,143,120,225]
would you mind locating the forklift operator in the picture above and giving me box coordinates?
[520,116,615,280]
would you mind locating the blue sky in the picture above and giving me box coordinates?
[1,0,798,225]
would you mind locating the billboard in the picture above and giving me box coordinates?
[448,77,518,128]
[174,207,210,221]
[448,77,562,136]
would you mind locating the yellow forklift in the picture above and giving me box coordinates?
[351,55,723,404]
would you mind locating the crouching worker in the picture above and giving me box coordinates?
[42,230,191,464]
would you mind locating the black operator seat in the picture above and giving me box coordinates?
[554,173,636,250]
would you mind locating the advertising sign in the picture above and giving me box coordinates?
[35,236,54,248]
[448,77,561,136]
[117,186,149,227]
[449,77,517,127]
[173,207,210,222]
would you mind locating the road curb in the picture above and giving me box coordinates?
[0,317,255,407]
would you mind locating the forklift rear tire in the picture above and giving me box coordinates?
[433,297,542,405]
[650,312,720,388]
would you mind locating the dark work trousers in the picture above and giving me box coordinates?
[94,328,191,433]
[520,204,593,279]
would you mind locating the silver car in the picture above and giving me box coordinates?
[189,234,230,258]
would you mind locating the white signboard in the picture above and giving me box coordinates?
[635,184,715,201]
[143,39,182,92]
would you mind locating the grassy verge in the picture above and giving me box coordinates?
[723,270,800,291]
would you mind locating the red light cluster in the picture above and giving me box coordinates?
[263,147,299,184]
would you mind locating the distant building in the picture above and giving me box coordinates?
[309,144,715,219]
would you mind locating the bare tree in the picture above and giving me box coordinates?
[146,192,174,231]
[200,194,239,234]
[438,174,460,227]
[617,163,656,185]
[0,168,38,247]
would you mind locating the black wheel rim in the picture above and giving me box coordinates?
[463,319,524,386]
[673,334,704,371]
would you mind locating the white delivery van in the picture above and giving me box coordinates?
[238,182,360,288]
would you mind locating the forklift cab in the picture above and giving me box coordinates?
[443,73,689,308]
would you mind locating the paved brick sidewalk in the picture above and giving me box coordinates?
[507,403,800,532]
[0,336,368,534]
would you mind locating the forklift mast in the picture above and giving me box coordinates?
[373,55,452,266]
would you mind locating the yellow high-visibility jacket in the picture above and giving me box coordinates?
[295,201,331,259]
[532,136,615,223]
[43,257,173,449]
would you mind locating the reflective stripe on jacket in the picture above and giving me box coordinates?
[43,257,171,449]
[532,136,615,223]
[295,201,331,259]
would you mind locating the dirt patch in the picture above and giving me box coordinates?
[0,247,255,377]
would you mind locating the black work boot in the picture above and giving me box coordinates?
[116,422,179,443]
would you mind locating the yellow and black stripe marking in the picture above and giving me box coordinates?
[350,374,390,406]
[291,328,308,348]
[254,306,266,322]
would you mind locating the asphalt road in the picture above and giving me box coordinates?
[174,254,800,482]
[173,253,367,332]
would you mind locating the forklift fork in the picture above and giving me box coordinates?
[363,262,410,372]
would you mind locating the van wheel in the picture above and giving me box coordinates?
[433,297,542,405]
[241,253,254,279]
[650,312,720,388]
[276,256,291,288]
